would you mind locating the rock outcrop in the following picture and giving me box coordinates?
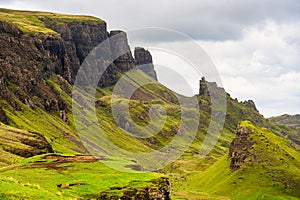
[0,21,23,36]
[228,124,256,170]
[109,30,135,72]
[0,18,157,123]
[199,76,222,96]
[134,47,158,80]
[243,100,258,112]
[99,177,171,200]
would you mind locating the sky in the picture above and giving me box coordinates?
[0,0,300,117]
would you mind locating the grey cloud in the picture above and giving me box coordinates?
[1,0,300,116]
[1,0,300,42]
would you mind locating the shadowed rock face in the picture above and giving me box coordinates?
[0,21,23,36]
[0,19,158,123]
[0,22,70,115]
[229,125,256,170]
[110,30,135,72]
[134,47,158,81]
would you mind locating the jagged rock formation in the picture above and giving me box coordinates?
[0,17,157,123]
[229,124,256,170]
[199,77,211,96]
[134,47,158,80]
[243,100,258,112]
[109,30,135,72]
[199,76,224,96]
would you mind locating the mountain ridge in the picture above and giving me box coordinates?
[0,8,299,200]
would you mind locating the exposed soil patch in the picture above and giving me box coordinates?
[21,154,103,171]
[44,154,101,162]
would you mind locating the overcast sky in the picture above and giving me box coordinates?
[1,0,300,117]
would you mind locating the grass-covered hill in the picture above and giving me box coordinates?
[172,121,300,200]
[0,8,299,199]
[0,8,101,34]
[270,114,300,129]
[269,114,300,150]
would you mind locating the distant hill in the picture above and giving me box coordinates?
[269,114,300,150]
[269,114,300,129]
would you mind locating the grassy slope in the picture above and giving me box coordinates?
[268,114,300,149]
[172,121,300,200]
[269,114,300,129]
[0,71,171,199]
[0,9,299,199]
[1,70,299,199]
[0,155,162,199]
[0,8,102,34]
[0,125,27,167]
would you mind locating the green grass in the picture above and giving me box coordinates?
[0,8,103,34]
[0,124,52,167]
[170,121,300,200]
[1,76,300,199]
[0,155,163,199]
[0,29,299,199]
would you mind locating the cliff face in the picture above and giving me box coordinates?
[0,18,157,123]
[134,47,157,80]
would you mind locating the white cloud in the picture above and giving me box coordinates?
[198,21,300,117]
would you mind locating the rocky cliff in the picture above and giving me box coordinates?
[134,47,157,80]
[0,13,157,124]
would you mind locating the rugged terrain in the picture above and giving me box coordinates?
[0,8,299,199]
[269,114,300,149]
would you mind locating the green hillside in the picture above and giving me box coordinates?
[270,114,300,129]
[0,8,299,199]
[171,121,300,200]
[269,114,300,149]
[0,154,166,199]
[0,8,102,34]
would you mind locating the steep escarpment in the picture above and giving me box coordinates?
[0,9,163,157]
[134,47,157,80]
[0,10,170,199]
[0,22,70,114]
[1,8,300,200]
[0,11,157,124]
